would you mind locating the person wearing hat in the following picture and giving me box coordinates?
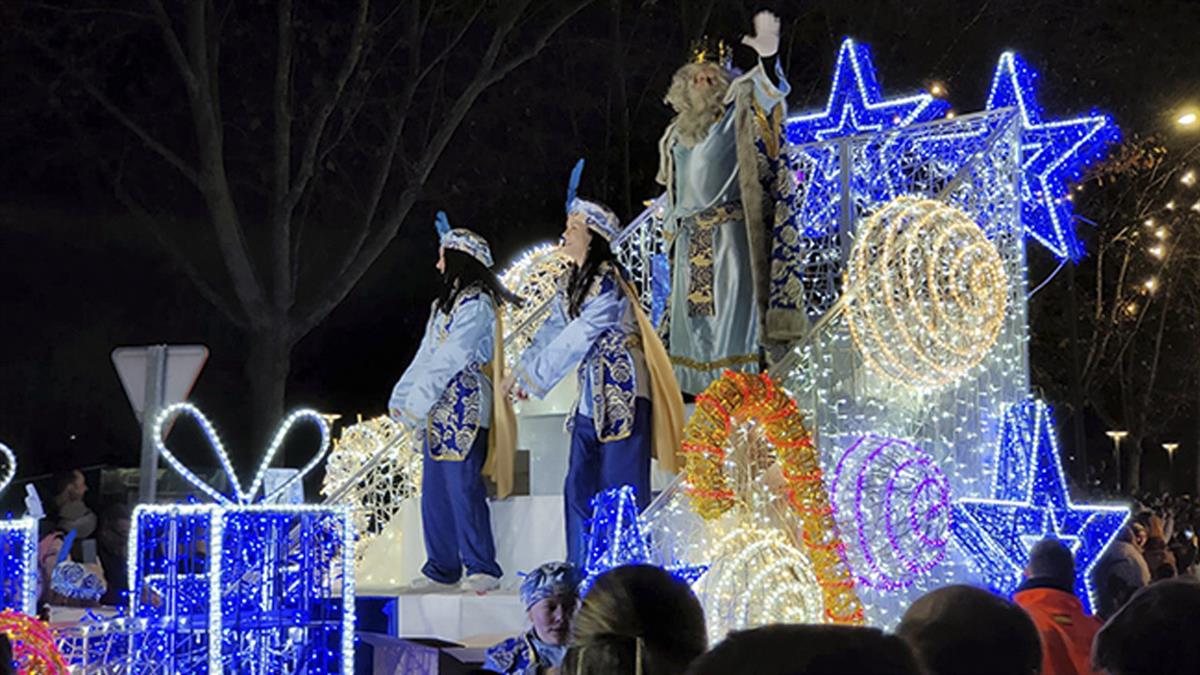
[657,10,798,395]
[483,562,581,674]
[389,213,521,593]
[503,161,684,568]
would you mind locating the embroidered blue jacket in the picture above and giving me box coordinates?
[516,263,648,442]
[483,629,566,674]
[389,285,495,460]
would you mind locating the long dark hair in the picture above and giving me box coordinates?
[438,249,523,315]
[566,234,628,318]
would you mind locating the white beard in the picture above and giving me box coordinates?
[672,106,725,148]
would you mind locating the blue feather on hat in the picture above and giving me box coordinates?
[435,210,452,239]
[566,159,584,213]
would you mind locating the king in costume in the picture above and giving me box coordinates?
[509,161,684,568]
[657,10,803,394]
[389,212,518,592]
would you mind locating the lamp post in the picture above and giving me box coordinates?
[1106,430,1129,493]
[1163,443,1180,492]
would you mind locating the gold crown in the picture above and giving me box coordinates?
[690,36,733,69]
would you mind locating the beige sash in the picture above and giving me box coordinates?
[619,278,685,473]
[482,312,516,498]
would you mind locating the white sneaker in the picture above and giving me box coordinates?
[408,576,458,593]
[463,573,501,594]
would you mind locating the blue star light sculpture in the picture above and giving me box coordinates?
[780,38,948,244]
[986,52,1120,261]
[952,399,1129,613]
[582,485,707,591]
[787,38,948,144]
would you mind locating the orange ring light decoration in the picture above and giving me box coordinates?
[0,610,68,674]
[681,371,864,624]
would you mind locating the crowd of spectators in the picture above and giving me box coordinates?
[34,469,131,613]
[479,533,1200,675]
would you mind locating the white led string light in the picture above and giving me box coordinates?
[135,404,354,672]
[0,443,16,496]
[153,402,331,505]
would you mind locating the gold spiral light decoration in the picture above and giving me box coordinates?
[320,415,421,560]
[499,243,573,362]
[845,196,1008,390]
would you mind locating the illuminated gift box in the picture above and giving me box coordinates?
[129,404,356,674]
[0,443,36,616]
[0,518,37,616]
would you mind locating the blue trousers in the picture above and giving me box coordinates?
[564,399,652,568]
[420,429,502,583]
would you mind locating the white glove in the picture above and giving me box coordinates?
[741,10,781,58]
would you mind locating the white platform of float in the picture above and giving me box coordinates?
[357,378,687,643]
[358,495,567,595]
[357,495,561,645]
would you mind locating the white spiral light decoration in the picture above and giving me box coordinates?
[694,526,825,643]
[0,443,16,497]
[830,435,952,591]
[845,196,1008,389]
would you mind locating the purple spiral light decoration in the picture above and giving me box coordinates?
[831,435,951,591]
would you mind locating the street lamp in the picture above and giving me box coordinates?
[1179,111,1198,128]
[1163,443,1180,489]
[1106,430,1129,492]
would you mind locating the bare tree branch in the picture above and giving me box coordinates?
[147,0,198,93]
[29,37,201,187]
[180,0,269,320]
[330,111,406,284]
[295,0,594,337]
[282,0,371,215]
[272,0,295,309]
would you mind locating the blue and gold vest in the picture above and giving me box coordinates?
[426,286,490,461]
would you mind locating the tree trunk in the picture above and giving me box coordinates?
[246,325,292,462]
[1126,437,1143,495]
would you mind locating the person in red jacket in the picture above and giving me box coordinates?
[1013,538,1102,675]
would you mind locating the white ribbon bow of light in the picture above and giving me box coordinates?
[153,402,331,506]
[0,442,16,497]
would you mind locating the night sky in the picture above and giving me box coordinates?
[2,0,1198,491]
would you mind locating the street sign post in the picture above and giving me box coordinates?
[113,345,208,503]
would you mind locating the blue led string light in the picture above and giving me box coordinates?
[581,485,707,591]
[786,38,948,145]
[131,406,356,673]
[986,52,1120,261]
[0,442,37,616]
[951,399,1128,613]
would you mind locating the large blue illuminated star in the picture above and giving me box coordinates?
[951,399,1128,613]
[582,485,707,591]
[780,38,950,246]
[786,38,948,145]
[986,52,1120,261]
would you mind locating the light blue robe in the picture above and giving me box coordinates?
[515,263,653,566]
[389,284,503,583]
[659,59,789,395]
[390,285,495,460]
[515,264,648,439]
